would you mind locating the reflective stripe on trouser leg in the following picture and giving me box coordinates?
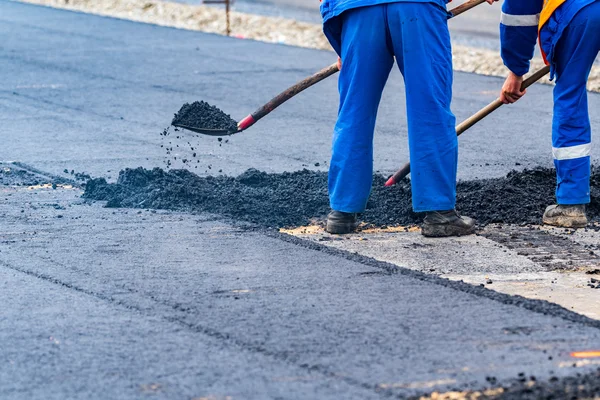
[547,2,600,205]
[328,5,394,213]
[386,2,457,212]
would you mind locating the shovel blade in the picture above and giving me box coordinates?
[172,124,236,136]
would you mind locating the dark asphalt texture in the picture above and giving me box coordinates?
[172,101,238,132]
[2,2,600,399]
[84,166,600,228]
[406,368,600,399]
[0,166,42,186]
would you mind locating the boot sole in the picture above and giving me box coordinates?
[421,224,476,238]
[326,221,357,234]
[542,215,588,229]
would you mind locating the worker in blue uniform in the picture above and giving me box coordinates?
[320,0,495,236]
[499,0,600,228]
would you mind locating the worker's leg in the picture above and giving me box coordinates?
[550,2,600,205]
[386,2,457,212]
[328,5,394,213]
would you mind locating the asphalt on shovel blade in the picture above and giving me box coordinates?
[172,101,238,135]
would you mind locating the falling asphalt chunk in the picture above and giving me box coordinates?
[171,101,238,132]
[83,166,600,229]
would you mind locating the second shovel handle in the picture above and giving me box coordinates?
[388,65,551,185]
[457,65,551,135]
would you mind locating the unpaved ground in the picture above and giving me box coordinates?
[15,0,600,92]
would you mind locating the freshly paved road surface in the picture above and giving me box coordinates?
[2,1,600,398]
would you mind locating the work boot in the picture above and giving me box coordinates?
[326,211,358,234]
[542,204,588,228]
[421,209,476,237]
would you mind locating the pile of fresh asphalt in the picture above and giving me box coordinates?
[171,101,238,133]
[84,166,600,229]
[0,167,41,186]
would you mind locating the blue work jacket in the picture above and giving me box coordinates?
[321,0,450,54]
[500,0,597,77]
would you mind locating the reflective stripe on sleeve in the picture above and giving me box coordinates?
[552,143,591,160]
[501,12,540,26]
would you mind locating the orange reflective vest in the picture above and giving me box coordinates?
[539,0,567,63]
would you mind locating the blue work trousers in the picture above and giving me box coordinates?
[328,2,457,213]
[541,1,600,204]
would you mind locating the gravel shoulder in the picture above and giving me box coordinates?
[15,0,600,92]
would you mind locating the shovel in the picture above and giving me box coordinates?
[174,0,491,137]
[174,63,340,136]
[384,65,551,186]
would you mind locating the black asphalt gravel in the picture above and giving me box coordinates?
[407,367,600,400]
[83,166,600,228]
[0,167,41,186]
[172,101,238,132]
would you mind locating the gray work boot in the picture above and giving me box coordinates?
[542,204,588,228]
[421,209,476,237]
[326,211,358,234]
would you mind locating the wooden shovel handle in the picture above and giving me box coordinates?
[449,0,489,17]
[237,63,340,131]
[386,65,551,186]
[456,65,551,135]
